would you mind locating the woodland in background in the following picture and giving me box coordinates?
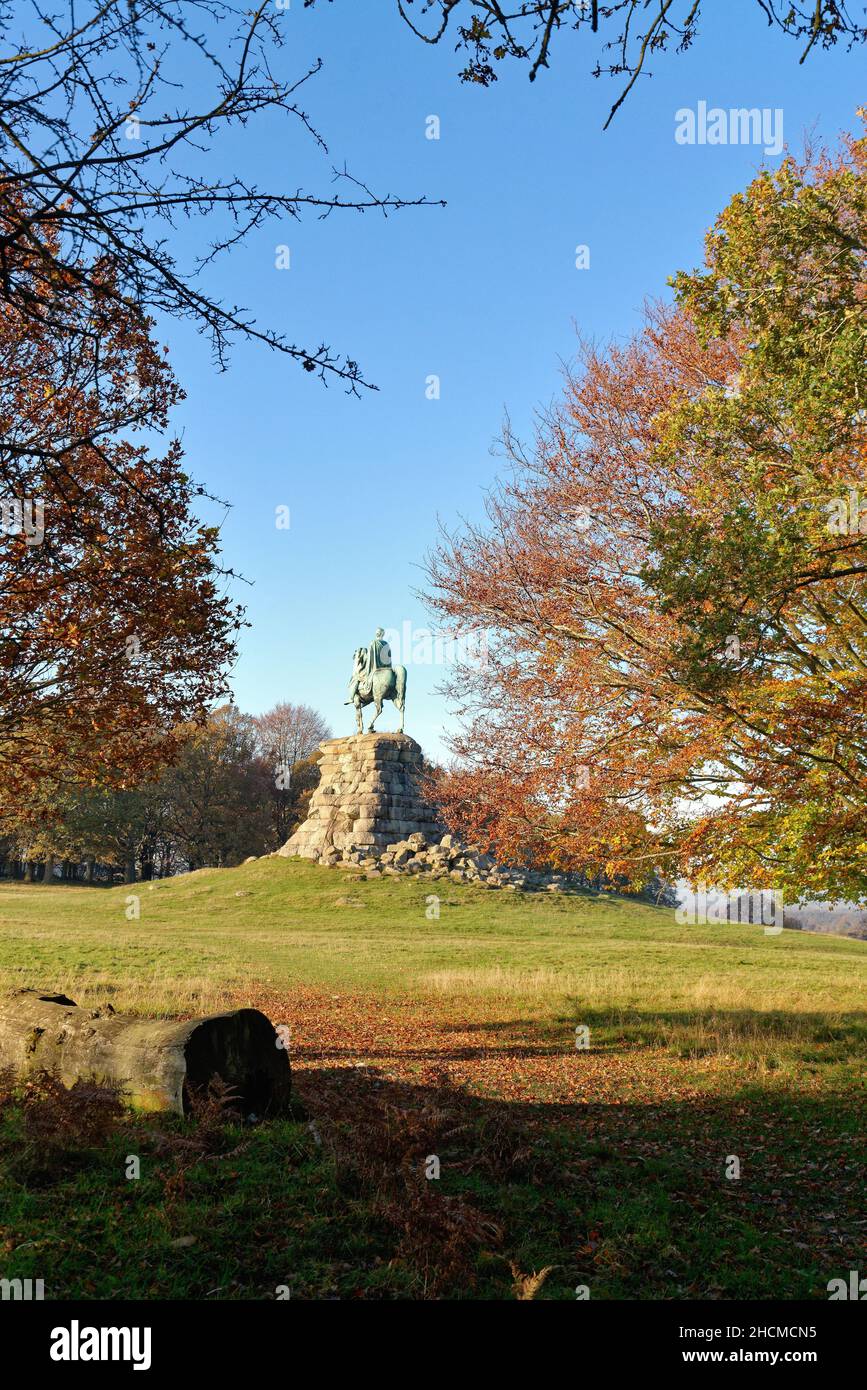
[0,702,329,884]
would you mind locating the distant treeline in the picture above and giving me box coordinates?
[0,703,329,884]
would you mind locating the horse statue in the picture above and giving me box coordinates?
[346,640,407,734]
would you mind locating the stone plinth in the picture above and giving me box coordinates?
[279,733,442,860]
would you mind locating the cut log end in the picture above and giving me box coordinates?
[180,1007,291,1116]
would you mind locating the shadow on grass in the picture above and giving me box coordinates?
[1,1046,863,1300]
[290,1052,865,1300]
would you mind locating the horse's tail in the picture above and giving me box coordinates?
[393,663,407,709]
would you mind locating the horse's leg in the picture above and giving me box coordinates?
[354,698,363,735]
[393,681,404,733]
[368,695,382,732]
[394,666,406,733]
[381,671,403,733]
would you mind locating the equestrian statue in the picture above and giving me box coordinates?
[346,627,407,734]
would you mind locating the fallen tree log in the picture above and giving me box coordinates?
[0,990,291,1116]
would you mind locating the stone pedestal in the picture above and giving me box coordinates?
[278,733,442,860]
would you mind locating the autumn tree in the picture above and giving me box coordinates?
[426,305,723,888]
[255,701,331,771]
[426,118,867,899]
[0,203,243,819]
[2,781,166,883]
[0,693,333,878]
[0,4,434,814]
[158,706,273,869]
[254,702,330,844]
[644,122,867,899]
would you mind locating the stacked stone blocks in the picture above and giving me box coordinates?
[279,732,441,860]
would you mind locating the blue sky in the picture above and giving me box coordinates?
[156,2,865,762]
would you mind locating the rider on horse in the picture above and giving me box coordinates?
[346,628,392,703]
[345,627,406,733]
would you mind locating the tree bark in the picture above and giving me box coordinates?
[0,990,291,1117]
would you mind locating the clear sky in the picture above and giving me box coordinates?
[156,2,865,762]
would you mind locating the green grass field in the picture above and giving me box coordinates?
[1,859,864,1300]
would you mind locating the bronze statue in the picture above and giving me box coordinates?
[346,628,407,733]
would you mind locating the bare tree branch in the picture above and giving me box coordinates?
[383,1,867,127]
[0,2,444,390]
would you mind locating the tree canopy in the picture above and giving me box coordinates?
[0,197,243,815]
[426,116,867,898]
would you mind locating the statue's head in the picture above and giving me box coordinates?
[375,627,385,639]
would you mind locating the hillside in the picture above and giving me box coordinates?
[1,856,864,1019]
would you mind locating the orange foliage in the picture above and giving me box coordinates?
[0,193,243,818]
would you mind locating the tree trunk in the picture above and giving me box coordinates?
[43,855,55,884]
[85,858,95,885]
[0,990,291,1117]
